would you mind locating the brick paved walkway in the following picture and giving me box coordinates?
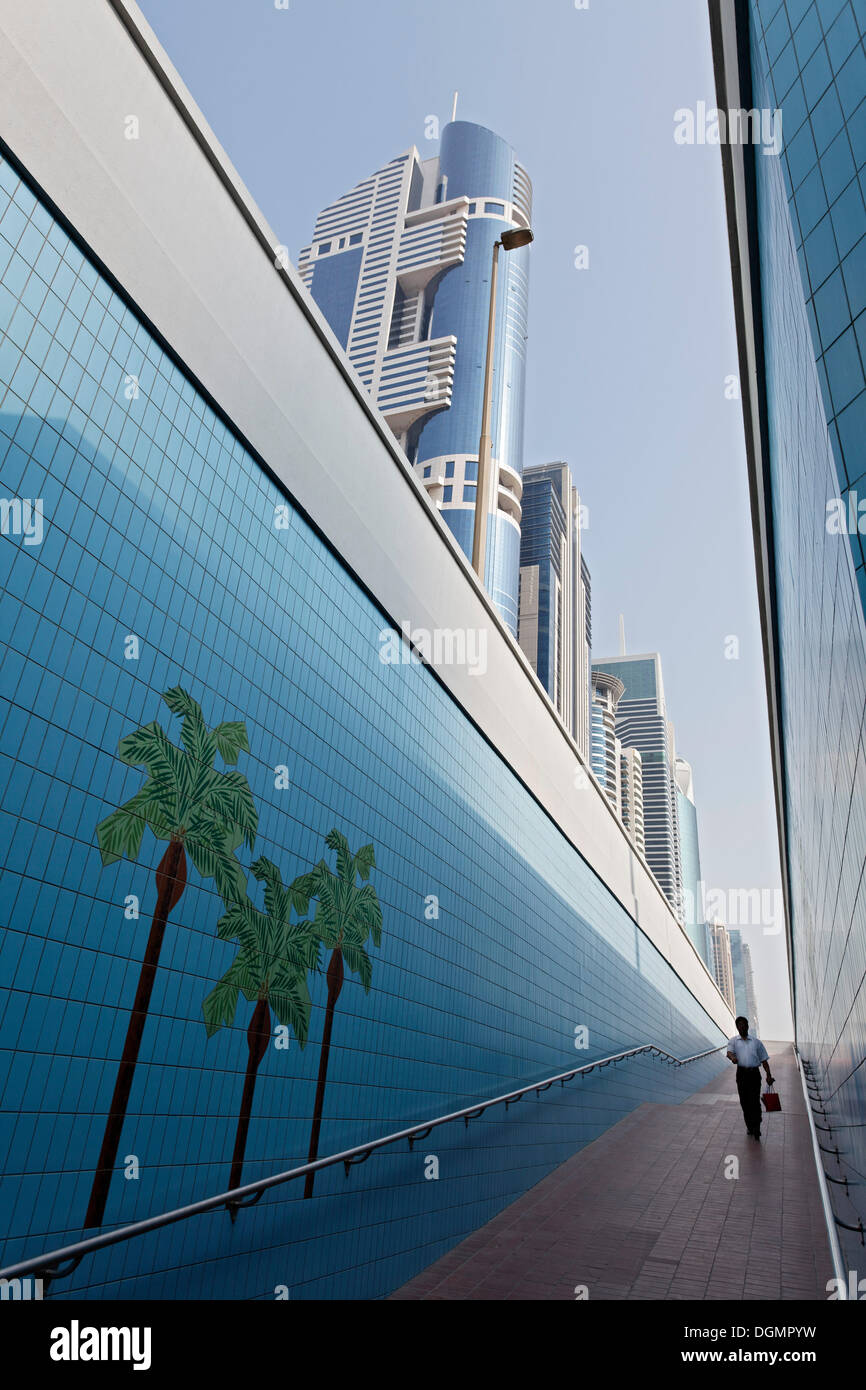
[390,1044,832,1300]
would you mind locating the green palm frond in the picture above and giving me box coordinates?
[286,867,322,916]
[118,720,181,783]
[353,843,376,882]
[202,976,242,1038]
[310,872,342,950]
[205,770,257,849]
[251,856,289,923]
[306,831,383,979]
[163,687,216,779]
[297,923,322,974]
[187,824,249,908]
[277,919,320,974]
[96,782,172,866]
[213,721,250,766]
[216,897,265,960]
[350,882,383,948]
[202,953,262,1037]
[341,941,373,992]
[268,964,311,1043]
[96,686,258,882]
[204,857,318,1048]
[325,828,353,882]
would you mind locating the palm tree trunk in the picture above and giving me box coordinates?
[84,838,187,1229]
[228,996,271,1191]
[304,948,344,1198]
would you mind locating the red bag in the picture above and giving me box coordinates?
[762,1084,781,1112]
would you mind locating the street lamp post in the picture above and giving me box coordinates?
[471,225,534,584]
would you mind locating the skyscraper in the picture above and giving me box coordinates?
[744,938,761,1034]
[299,120,532,633]
[710,0,866,1264]
[728,928,761,1033]
[592,654,684,919]
[518,462,591,754]
[590,669,625,809]
[675,756,711,965]
[590,671,647,856]
[710,922,737,1014]
[620,745,647,857]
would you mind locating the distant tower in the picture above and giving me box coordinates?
[590,669,625,810]
[710,921,736,1014]
[675,756,710,965]
[729,927,760,1034]
[518,461,591,755]
[743,938,760,1036]
[620,745,645,857]
[590,669,645,856]
[592,653,684,921]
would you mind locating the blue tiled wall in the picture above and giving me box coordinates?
[750,0,866,1269]
[753,0,866,609]
[0,146,726,1300]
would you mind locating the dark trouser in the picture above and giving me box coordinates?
[736,1066,763,1133]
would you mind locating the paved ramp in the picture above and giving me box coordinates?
[390,1044,832,1300]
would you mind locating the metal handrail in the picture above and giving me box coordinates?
[0,1041,726,1286]
[794,1047,850,1289]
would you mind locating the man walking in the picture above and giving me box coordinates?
[726,1016,774,1139]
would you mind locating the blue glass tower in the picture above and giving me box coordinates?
[299,122,532,634]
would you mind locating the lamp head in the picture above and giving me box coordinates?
[500,227,534,252]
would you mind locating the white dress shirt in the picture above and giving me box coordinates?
[727,1034,769,1068]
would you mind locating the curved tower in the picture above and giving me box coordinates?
[411,122,531,633]
[591,668,626,809]
[299,120,532,634]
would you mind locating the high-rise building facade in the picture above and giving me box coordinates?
[299,121,532,634]
[620,745,647,857]
[590,669,625,809]
[711,0,866,1267]
[590,670,647,855]
[592,654,684,920]
[744,937,761,1032]
[518,461,591,754]
[676,756,711,965]
[728,928,761,1033]
[710,922,738,1013]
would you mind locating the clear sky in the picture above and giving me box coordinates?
[136,0,792,1038]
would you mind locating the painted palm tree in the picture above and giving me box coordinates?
[85,686,257,1229]
[203,856,319,1196]
[300,828,382,1198]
